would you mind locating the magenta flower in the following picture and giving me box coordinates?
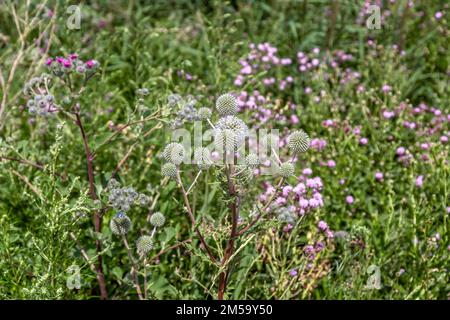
[240,65,252,74]
[318,220,329,232]
[359,137,368,145]
[299,198,309,209]
[85,60,96,69]
[375,172,384,181]
[383,110,395,119]
[290,114,299,124]
[396,146,406,155]
[415,175,424,188]
[62,59,72,68]
[435,11,443,20]
[420,143,430,150]
[381,84,391,93]
[327,160,336,168]
[346,195,354,204]
[282,186,293,197]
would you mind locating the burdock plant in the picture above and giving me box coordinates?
[160,92,310,299]
[18,53,161,300]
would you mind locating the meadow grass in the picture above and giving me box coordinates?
[0,0,448,299]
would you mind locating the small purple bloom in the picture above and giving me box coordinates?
[415,175,424,188]
[346,195,354,204]
[375,172,384,181]
[359,137,368,145]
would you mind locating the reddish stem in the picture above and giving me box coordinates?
[75,112,108,300]
[218,164,240,300]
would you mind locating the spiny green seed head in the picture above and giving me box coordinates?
[197,107,212,120]
[214,116,248,153]
[245,153,260,168]
[216,93,238,116]
[278,162,295,178]
[163,142,185,165]
[194,147,213,170]
[161,162,178,178]
[214,129,238,153]
[136,235,153,256]
[288,130,310,153]
[150,212,166,227]
[110,212,131,236]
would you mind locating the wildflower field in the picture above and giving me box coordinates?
[0,1,448,300]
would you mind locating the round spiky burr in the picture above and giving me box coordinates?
[163,142,185,165]
[216,93,238,116]
[136,235,153,256]
[288,130,310,153]
[161,162,178,178]
[278,162,295,178]
[110,212,132,236]
[245,153,260,168]
[214,116,248,153]
[150,212,166,227]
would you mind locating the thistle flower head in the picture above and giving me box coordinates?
[245,153,260,168]
[110,212,131,236]
[288,130,310,153]
[136,235,153,256]
[161,162,178,178]
[214,116,248,152]
[216,93,238,116]
[278,162,295,177]
[163,142,185,165]
[214,129,238,154]
[150,212,166,227]
[194,147,213,170]
[197,107,212,120]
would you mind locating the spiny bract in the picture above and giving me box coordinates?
[163,142,185,165]
[288,130,310,153]
[245,153,260,168]
[216,93,238,116]
[161,162,178,178]
[136,235,153,256]
[278,162,295,177]
[150,212,166,227]
[214,116,248,152]
[110,212,132,236]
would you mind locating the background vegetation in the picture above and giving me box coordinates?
[0,0,448,299]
